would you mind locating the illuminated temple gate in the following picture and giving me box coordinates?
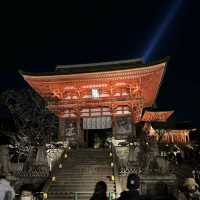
[20,58,168,146]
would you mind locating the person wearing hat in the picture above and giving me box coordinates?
[178,178,200,200]
[118,173,141,200]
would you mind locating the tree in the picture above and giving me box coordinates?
[0,88,58,161]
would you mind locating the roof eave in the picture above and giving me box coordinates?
[19,57,169,77]
[152,56,170,106]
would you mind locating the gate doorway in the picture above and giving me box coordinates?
[83,129,112,148]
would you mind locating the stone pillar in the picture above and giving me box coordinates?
[112,116,116,139]
[140,175,177,197]
[77,118,84,147]
[59,117,66,141]
[35,146,48,166]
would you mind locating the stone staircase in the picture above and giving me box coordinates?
[44,148,116,200]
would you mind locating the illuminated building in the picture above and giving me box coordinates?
[20,58,175,145]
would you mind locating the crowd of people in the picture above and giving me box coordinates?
[163,144,200,164]
[1,140,200,199]
[0,172,200,200]
[89,173,200,200]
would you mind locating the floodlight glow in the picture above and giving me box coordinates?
[144,0,183,61]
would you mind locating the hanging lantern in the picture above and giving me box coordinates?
[52,176,56,181]
[111,175,115,181]
[59,163,63,168]
[64,154,68,158]
[111,162,114,167]
[109,152,112,157]
[43,192,48,199]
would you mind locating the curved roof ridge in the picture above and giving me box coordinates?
[19,57,169,77]
[56,57,144,70]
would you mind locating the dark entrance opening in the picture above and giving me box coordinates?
[84,129,112,148]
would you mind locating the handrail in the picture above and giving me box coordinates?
[42,147,67,192]
[73,191,113,200]
[14,191,114,200]
[111,144,123,175]
[110,143,123,196]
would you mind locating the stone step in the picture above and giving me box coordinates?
[54,173,113,176]
[58,166,112,169]
[59,167,110,170]
[67,156,109,159]
[49,182,114,186]
[53,171,112,174]
[65,155,109,157]
[52,170,113,175]
[54,173,113,177]
[46,192,95,200]
[67,157,108,160]
[47,188,114,192]
[47,180,114,185]
[70,150,107,153]
[69,154,108,155]
[50,179,113,183]
[47,192,92,199]
[44,148,115,199]
[63,161,110,163]
[48,184,114,187]
[53,176,113,179]
[54,168,113,172]
[63,160,110,163]
[61,163,110,166]
[54,169,113,173]
[60,164,111,167]
[47,195,92,200]
[55,169,113,172]
[68,155,108,157]
[48,186,114,191]
[48,178,113,182]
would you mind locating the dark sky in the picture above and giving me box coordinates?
[4,1,200,126]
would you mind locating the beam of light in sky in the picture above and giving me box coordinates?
[144,0,183,62]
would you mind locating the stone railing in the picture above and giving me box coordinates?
[112,144,131,176]
[10,148,65,178]
[15,166,49,178]
[11,163,24,172]
[112,144,123,174]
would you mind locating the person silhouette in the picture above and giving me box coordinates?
[177,178,200,200]
[118,173,140,200]
[90,181,108,200]
[0,173,15,200]
[19,184,35,200]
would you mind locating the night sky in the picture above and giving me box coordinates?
[4,1,200,126]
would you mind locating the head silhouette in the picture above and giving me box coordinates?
[127,173,140,190]
[90,181,107,200]
[94,181,107,194]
